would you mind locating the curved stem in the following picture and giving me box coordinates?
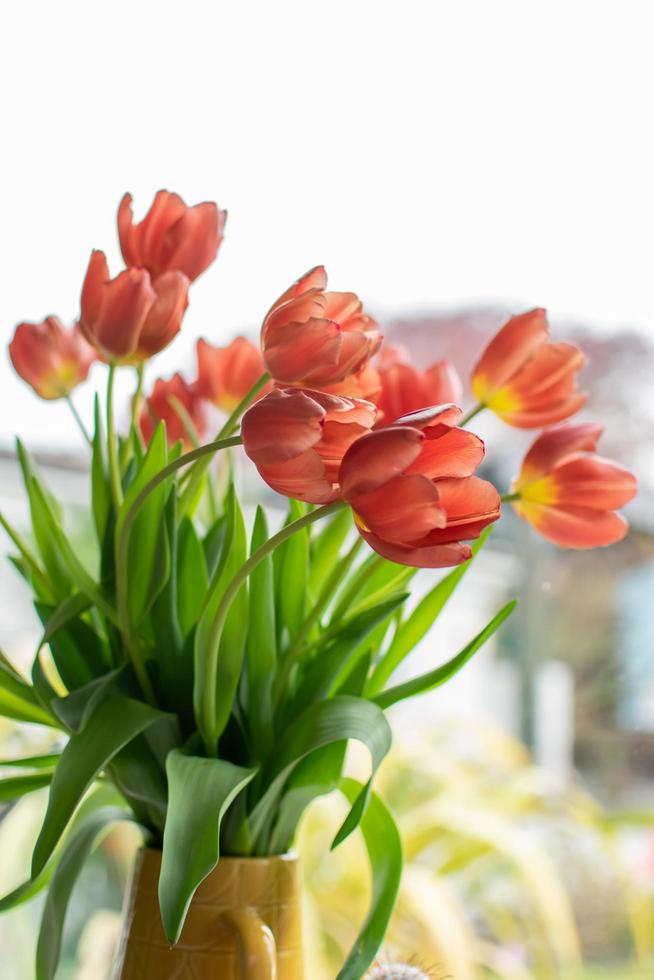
[218,372,271,439]
[115,435,242,705]
[460,403,485,426]
[131,363,145,435]
[274,536,364,703]
[199,499,344,753]
[501,491,521,503]
[64,395,92,447]
[106,365,123,508]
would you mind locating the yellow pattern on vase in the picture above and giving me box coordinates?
[113,848,304,979]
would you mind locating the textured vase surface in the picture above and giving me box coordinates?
[113,847,304,979]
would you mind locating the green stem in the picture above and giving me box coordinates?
[274,536,364,704]
[329,554,384,626]
[106,365,123,509]
[64,395,92,447]
[115,435,242,705]
[460,403,485,426]
[218,372,271,439]
[199,499,344,754]
[177,372,271,518]
[120,364,145,469]
[501,491,521,503]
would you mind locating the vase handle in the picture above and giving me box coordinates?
[224,908,277,980]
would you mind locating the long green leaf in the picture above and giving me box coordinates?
[309,507,353,593]
[36,806,130,980]
[373,600,517,709]
[0,754,60,770]
[32,694,164,877]
[0,652,54,727]
[245,506,276,753]
[279,500,309,639]
[0,772,52,802]
[159,750,256,943]
[268,742,347,854]
[367,528,492,695]
[91,393,112,544]
[177,517,209,636]
[36,600,110,692]
[336,778,402,980]
[250,696,392,851]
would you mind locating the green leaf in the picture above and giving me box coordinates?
[36,600,110,692]
[0,772,52,802]
[16,441,70,601]
[372,600,517,709]
[194,487,248,746]
[159,750,256,943]
[367,528,492,695]
[0,651,54,727]
[91,393,111,544]
[31,694,164,877]
[51,664,135,733]
[309,508,353,593]
[268,742,347,854]
[245,507,276,753]
[151,492,183,700]
[279,499,309,640]
[177,517,209,636]
[0,753,60,770]
[336,778,402,980]
[35,806,130,980]
[250,696,392,851]
[116,424,171,628]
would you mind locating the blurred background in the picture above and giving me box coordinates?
[1,1,653,977]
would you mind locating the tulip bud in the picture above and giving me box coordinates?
[9,316,96,399]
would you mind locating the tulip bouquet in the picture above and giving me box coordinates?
[1,190,637,980]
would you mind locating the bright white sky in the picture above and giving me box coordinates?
[1,0,653,446]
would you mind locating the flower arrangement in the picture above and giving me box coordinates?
[1,190,637,979]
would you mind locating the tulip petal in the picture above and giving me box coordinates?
[340,427,424,498]
[263,317,342,385]
[416,476,501,545]
[357,528,472,568]
[93,267,156,361]
[471,308,549,400]
[268,266,328,313]
[518,422,604,483]
[80,250,109,331]
[514,501,629,548]
[406,426,485,480]
[548,456,638,510]
[423,360,463,405]
[241,388,325,466]
[258,451,336,504]
[498,392,588,428]
[162,202,225,282]
[508,342,585,397]
[324,291,363,323]
[352,473,446,544]
[137,271,189,358]
[394,404,463,430]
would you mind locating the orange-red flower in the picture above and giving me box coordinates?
[339,405,501,568]
[79,250,189,363]
[140,373,207,448]
[261,266,381,391]
[471,309,587,427]
[511,423,637,548]
[9,317,96,399]
[374,343,463,425]
[118,190,226,283]
[241,387,376,504]
[195,336,269,412]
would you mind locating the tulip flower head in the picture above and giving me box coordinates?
[118,190,226,283]
[375,343,463,425]
[471,309,587,427]
[241,387,376,503]
[9,317,96,400]
[140,373,207,448]
[261,266,381,391]
[79,250,189,364]
[511,422,637,548]
[340,405,501,567]
[195,336,268,412]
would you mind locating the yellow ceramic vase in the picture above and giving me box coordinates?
[113,848,304,980]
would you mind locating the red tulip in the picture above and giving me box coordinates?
[118,190,226,282]
[511,423,637,548]
[471,309,587,427]
[241,387,376,504]
[79,250,189,363]
[140,373,207,448]
[9,316,96,399]
[339,405,501,567]
[374,343,463,425]
[195,336,269,412]
[261,266,381,389]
